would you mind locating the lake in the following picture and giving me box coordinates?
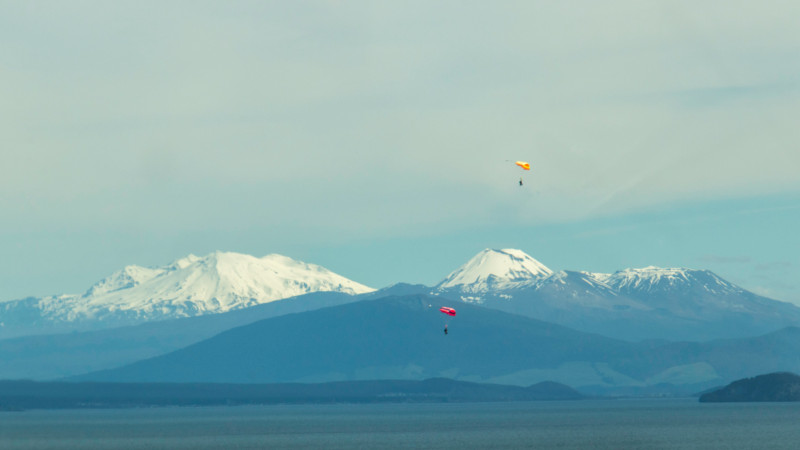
[2,398,800,449]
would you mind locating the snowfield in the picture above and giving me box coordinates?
[5,251,374,326]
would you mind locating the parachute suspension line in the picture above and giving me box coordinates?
[512,161,531,186]
[439,306,456,335]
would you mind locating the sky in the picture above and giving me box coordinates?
[1,1,799,304]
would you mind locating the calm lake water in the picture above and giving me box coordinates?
[2,399,800,449]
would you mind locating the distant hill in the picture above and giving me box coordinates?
[0,284,423,380]
[71,295,634,385]
[0,378,584,410]
[69,296,800,395]
[627,327,800,382]
[699,372,800,402]
[0,291,360,380]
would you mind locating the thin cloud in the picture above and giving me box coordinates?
[756,261,794,271]
[696,255,752,264]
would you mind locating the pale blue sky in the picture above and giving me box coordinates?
[1,1,798,303]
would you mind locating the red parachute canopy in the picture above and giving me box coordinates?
[439,307,456,316]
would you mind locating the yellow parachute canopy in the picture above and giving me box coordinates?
[515,161,531,170]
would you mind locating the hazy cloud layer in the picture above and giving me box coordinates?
[2,1,799,238]
[1,1,799,302]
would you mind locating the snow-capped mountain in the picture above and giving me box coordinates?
[0,251,374,338]
[600,266,744,297]
[436,248,552,293]
[530,270,631,307]
[435,249,800,341]
[74,252,374,316]
[594,266,789,320]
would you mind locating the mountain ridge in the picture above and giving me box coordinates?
[0,378,585,410]
[68,295,800,395]
[433,249,800,341]
[3,247,798,342]
[67,294,639,385]
[0,251,373,338]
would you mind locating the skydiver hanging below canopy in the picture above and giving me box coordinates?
[515,161,530,187]
[506,160,531,186]
[440,307,455,336]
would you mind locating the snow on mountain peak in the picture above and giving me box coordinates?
[168,254,202,270]
[56,251,376,322]
[602,266,741,295]
[436,248,553,292]
[83,265,164,297]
